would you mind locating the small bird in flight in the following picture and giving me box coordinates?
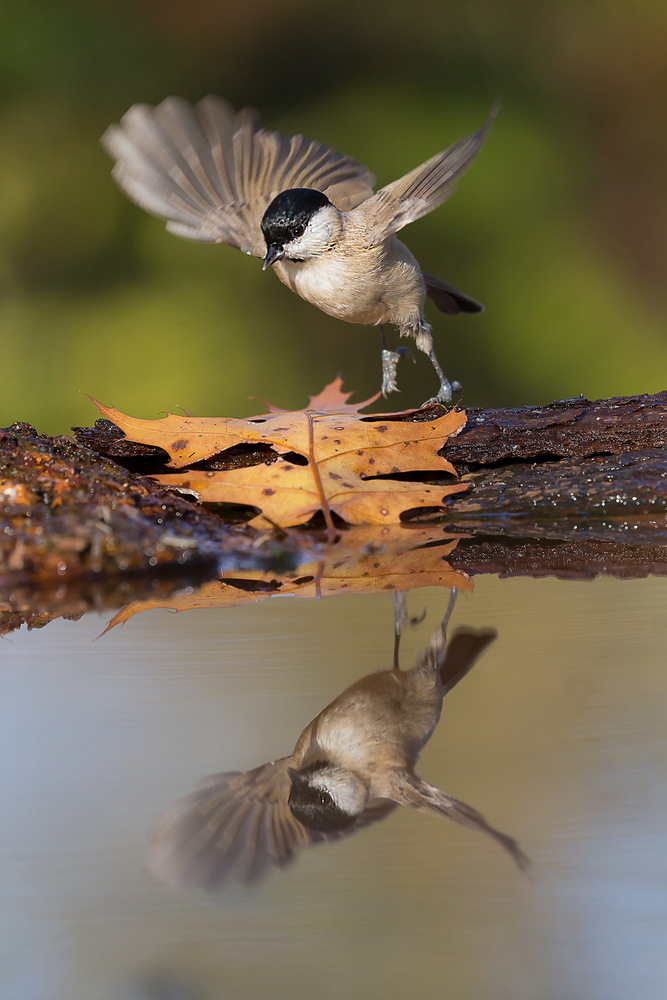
[103,96,497,403]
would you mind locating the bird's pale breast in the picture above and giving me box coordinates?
[275,238,424,328]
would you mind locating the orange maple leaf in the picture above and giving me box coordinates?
[93,380,468,532]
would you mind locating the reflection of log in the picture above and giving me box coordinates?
[448,534,667,580]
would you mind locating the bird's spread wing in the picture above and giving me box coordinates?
[351,101,499,248]
[146,758,395,891]
[102,95,376,257]
[393,773,529,872]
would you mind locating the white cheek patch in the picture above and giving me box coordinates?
[320,773,367,816]
[284,208,337,259]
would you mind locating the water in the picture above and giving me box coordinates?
[1,574,666,1000]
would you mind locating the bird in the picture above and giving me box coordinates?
[102,95,498,404]
[145,607,528,890]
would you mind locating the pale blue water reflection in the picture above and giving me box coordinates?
[1,576,666,1000]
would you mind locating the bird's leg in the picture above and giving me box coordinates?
[380,326,414,397]
[427,347,452,402]
[421,347,463,407]
[411,322,462,407]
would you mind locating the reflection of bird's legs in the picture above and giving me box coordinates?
[392,588,458,671]
[380,325,414,397]
[392,591,428,671]
[440,587,458,643]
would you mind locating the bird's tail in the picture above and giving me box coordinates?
[412,605,497,695]
[423,273,484,315]
[438,627,497,695]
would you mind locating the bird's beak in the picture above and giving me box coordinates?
[287,767,308,789]
[262,245,284,271]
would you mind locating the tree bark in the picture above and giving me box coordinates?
[2,390,666,633]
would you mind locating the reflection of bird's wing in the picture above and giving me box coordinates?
[146,758,396,891]
[351,102,499,248]
[102,96,376,257]
[393,773,529,872]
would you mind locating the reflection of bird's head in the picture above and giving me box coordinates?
[287,762,366,832]
[261,188,341,269]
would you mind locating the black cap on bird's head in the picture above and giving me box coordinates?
[261,188,331,269]
[287,765,357,833]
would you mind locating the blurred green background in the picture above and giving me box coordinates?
[1,0,666,434]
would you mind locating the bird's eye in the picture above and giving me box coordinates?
[292,224,304,238]
[319,791,331,806]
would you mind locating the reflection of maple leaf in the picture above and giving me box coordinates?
[93,379,468,532]
[101,525,472,633]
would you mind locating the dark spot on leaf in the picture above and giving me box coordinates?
[368,457,375,464]
[263,488,275,496]
[171,439,187,451]
[376,426,388,433]
[329,473,342,481]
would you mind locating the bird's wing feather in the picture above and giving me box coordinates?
[392,772,529,872]
[146,759,395,890]
[351,102,499,247]
[102,95,376,257]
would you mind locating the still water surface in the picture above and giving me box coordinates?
[2,575,666,1000]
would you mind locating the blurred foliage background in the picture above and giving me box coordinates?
[1,0,666,433]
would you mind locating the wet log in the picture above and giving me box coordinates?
[0,421,299,589]
[444,390,667,466]
[2,390,666,632]
[437,391,667,544]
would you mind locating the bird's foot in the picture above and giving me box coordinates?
[381,347,414,397]
[420,378,462,409]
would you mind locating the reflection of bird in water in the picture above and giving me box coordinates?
[147,603,528,890]
[102,96,496,403]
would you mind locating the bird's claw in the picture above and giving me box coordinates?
[420,378,462,409]
[381,349,402,397]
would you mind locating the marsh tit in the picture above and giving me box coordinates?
[102,96,497,403]
[146,613,527,890]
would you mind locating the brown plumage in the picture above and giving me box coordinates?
[102,96,498,401]
[146,616,528,892]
